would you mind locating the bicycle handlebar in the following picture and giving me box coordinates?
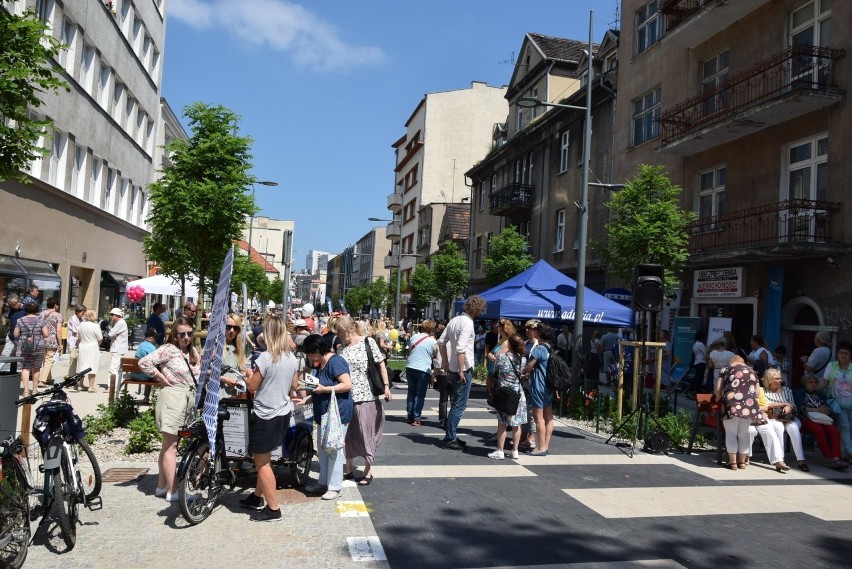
[14,368,92,407]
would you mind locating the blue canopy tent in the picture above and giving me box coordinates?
[455,260,634,327]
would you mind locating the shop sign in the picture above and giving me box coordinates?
[693,267,743,298]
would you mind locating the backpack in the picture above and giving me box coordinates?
[543,345,572,391]
[20,319,37,354]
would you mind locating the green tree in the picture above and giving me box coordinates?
[367,277,390,313]
[593,164,695,293]
[431,242,469,315]
[483,227,534,286]
[231,251,268,302]
[144,103,256,324]
[344,285,371,315]
[409,264,436,309]
[0,8,68,182]
[266,277,285,307]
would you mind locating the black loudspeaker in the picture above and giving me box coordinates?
[632,264,664,311]
[406,305,418,319]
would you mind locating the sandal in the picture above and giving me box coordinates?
[736,463,747,469]
[727,463,738,470]
[343,471,355,481]
[798,462,810,472]
[357,474,373,486]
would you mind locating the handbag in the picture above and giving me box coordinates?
[828,398,842,414]
[808,411,834,425]
[320,386,345,452]
[364,337,385,395]
[487,355,521,416]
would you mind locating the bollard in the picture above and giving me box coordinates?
[108,375,116,406]
[19,403,31,447]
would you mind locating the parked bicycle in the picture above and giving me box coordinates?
[175,394,314,526]
[15,368,102,550]
[0,435,32,568]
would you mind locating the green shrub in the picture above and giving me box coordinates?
[125,409,160,454]
[83,403,117,444]
[472,364,488,385]
[112,390,138,425]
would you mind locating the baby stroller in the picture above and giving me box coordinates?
[99,320,111,351]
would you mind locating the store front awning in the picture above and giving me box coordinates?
[102,271,142,288]
[0,254,61,281]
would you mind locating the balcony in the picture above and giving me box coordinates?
[688,199,841,263]
[659,45,845,155]
[386,191,402,212]
[489,182,533,217]
[385,222,401,242]
[384,254,399,269]
[660,0,772,48]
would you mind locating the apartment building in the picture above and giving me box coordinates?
[466,32,619,295]
[617,0,849,386]
[0,0,167,323]
[241,215,295,279]
[385,81,508,315]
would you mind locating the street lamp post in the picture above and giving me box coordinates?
[517,11,593,394]
[247,180,278,256]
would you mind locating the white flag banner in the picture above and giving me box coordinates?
[196,246,234,456]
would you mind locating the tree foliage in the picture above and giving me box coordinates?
[231,251,268,302]
[593,164,695,292]
[0,8,69,182]
[144,103,256,320]
[344,285,371,316]
[409,264,436,308]
[367,277,389,312]
[483,227,534,286]
[431,242,469,313]
[266,277,284,306]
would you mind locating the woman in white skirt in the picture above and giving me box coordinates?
[76,309,103,392]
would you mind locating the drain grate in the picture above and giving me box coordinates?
[101,467,150,483]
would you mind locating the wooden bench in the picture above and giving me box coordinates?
[108,357,161,404]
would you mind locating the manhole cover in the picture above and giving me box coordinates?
[101,467,150,482]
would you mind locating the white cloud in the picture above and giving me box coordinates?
[169,0,386,72]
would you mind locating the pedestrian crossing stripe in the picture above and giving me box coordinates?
[336,501,370,517]
[347,536,387,561]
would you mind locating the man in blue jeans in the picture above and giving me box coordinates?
[438,295,486,450]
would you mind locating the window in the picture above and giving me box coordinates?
[145,119,155,154]
[790,0,832,85]
[71,144,86,197]
[486,232,493,254]
[119,177,130,219]
[36,0,54,24]
[635,1,664,54]
[403,200,416,223]
[531,88,540,120]
[559,131,570,173]
[29,121,47,179]
[129,186,137,224]
[59,18,77,73]
[418,226,429,248]
[697,166,726,225]
[631,88,661,146]
[132,18,143,53]
[80,44,95,95]
[120,1,132,36]
[136,112,145,145]
[98,65,111,109]
[113,82,124,124]
[701,50,730,116]
[785,134,827,202]
[404,164,418,190]
[150,49,161,80]
[516,106,524,133]
[89,156,102,203]
[48,129,67,188]
[142,35,152,68]
[478,182,485,212]
[517,221,530,240]
[475,236,482,269]
[126,98,136,135]
[554,209,566,252]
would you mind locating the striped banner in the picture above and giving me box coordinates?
[196,246,234,456]
[241,281,249,346]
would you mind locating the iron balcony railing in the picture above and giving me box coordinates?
[660,0,724,32]
[659,45,845,146]
[688,199,841,255]
[489,182,533,215]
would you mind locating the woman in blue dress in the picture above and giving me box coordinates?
[523,321,554,456]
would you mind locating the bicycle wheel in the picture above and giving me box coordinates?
[51,454,78,550]
[178,442,221,525]
[288,429,314,487]
[0,478,31,569]
[74,440,102,502]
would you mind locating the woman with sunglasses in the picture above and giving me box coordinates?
[139,317,200,502]
[220,314,249,397]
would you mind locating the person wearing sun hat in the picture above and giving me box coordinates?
[108,307,129,396]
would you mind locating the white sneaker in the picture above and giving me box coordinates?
[155,487,168,498]
[320,490,340,500]
[165,492,179,502]
[508,450,519,460]
[487,450,505,460]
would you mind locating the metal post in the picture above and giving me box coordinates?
[570,11,595,398]
[248,186,256,255]
[394,240,401,326]
[282,229,293,325]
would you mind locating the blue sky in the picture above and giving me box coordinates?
[162,0,620,270]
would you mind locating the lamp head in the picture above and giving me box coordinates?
[516,97,544,108]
